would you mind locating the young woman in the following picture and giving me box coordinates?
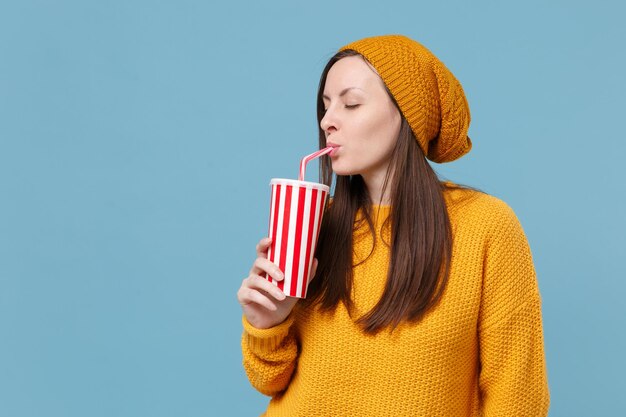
[237,35,550,416]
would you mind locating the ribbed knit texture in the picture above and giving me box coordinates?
[339,35,472,163]
[242,187,550,416]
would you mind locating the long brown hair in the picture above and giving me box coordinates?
[304,50,483,334]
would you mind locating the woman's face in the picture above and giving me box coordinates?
[321,55,401,179]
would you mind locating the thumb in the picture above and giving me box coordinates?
[308,258,319,283]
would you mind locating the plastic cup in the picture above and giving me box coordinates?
[265,178,329,298]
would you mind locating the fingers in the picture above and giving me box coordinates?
[238,274,287,311]
[238,286,279,311]
[248,274,286,300]
[250,257,284,281]
[256,237,272,258]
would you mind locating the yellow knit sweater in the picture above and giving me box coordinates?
[241,187,550,416]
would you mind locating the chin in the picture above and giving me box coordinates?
[330,163,356,176]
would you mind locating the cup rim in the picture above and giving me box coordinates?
[270,178,330,192]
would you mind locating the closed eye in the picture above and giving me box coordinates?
[345,104,360,109]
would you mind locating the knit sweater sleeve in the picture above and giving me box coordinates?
[477,199,550,416]
[241,314,298,397]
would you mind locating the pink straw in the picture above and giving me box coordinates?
[299,147,333,181]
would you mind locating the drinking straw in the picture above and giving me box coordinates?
[299,146,333,181]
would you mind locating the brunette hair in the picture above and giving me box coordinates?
[304,50,483,334]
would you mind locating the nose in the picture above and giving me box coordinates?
[320,109,338,134]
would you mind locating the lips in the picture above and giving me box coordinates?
[327,142,341,156]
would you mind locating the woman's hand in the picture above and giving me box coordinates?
[238,237,318,329]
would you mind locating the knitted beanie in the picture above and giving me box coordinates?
[339,35,472,163]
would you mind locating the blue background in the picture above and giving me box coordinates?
[1,0,625,415]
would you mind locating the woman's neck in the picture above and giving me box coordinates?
[361,170,393,206]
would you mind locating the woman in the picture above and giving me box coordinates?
[237,35,550,416]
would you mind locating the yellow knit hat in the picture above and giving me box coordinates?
[339,35,472,163]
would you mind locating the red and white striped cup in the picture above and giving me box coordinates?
[265,178,329,298]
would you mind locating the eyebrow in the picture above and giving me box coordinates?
[322,87,365,101]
